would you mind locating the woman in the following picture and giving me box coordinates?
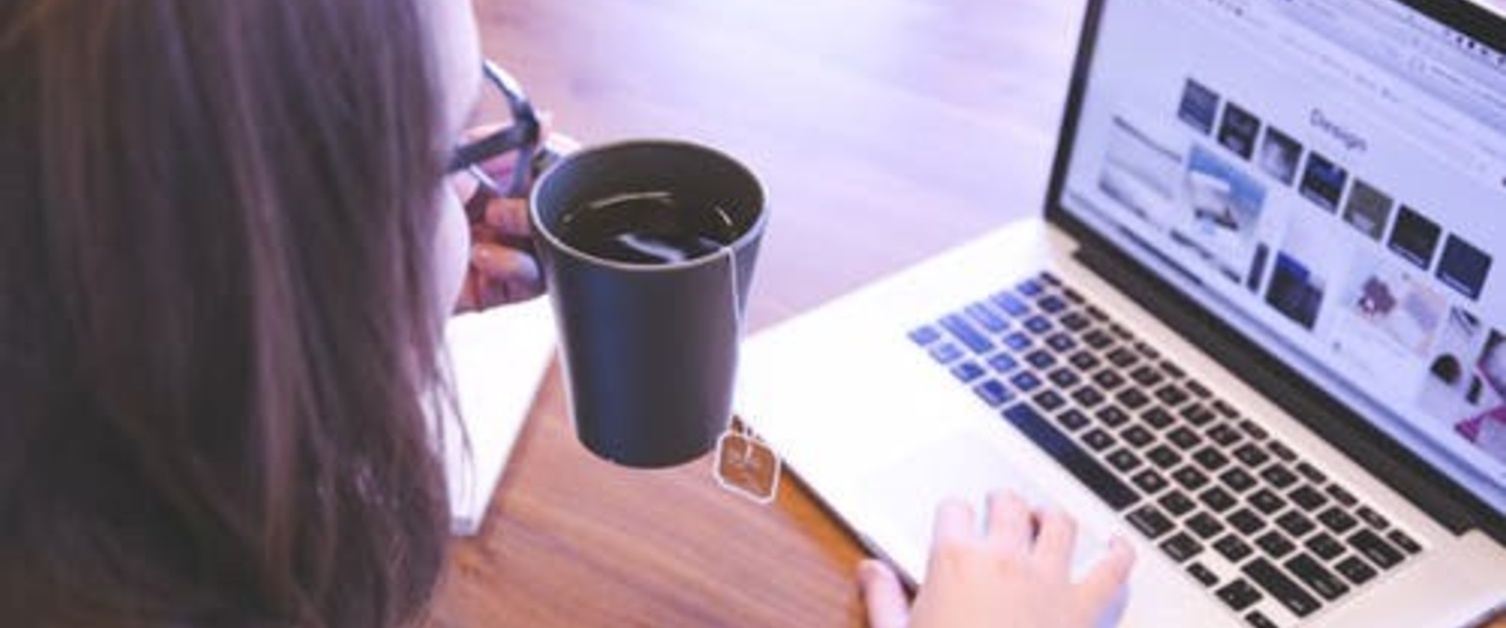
[0,0,1131,625]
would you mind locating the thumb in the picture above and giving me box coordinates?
[858,559,910,628]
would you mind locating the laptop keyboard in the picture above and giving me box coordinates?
[908,271,1425,628]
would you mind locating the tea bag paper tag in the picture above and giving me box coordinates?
[713,416,781,504]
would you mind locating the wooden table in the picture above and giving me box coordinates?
[429,0,1506,626]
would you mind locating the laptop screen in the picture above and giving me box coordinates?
[1053,0,1506,517]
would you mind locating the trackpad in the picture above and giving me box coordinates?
[859,433,1111,583]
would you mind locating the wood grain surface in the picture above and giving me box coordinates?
[427,0,1506,626]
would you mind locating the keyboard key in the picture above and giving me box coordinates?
[1180,403,1218,427]
[1207,423,1244,447]
[1237,419,1268,440]
[940,314,994,354]
[1185,378,1212,398]
[1219,468,1257,493]
[1188,512,1225,539]
[991,292,1030,316]
[964,302,1010,333]
[1285,553,1350,600]
[1016,278,1044,296]
[1108,323,1133,339]
[1159,360,1186,379]
[1193,447,1230,472]
[1276,511,1316,538]
[1106,346,1139,366]
[1056,408,1091,432]
[1133,341,1160,360]
[1355,506,1388,530]
[1215,534,1254,562]
[1295,461,1327,485]
[1317,507,1357,535]
[1348,529,1404,569]
[1084,329,1116,350]
[1228,508,1266,536]
[1255,531,1296,559]
[1268,441,1297,462]
[929,343,963,364]
[1215,579,1263,612]
[1248,489,1287,515]
[1069,350,1101,371]
[1130,365,1164,387]
[988,352,1020,374]
[1116,388,1151,410]
[1025,349,1056,369]
[1061,311,1092,332]
[1335,556,1378,585]
[1061,286,1083,302]
[1000,403,1139,510]
[908,326,941,345]
[1306,533,1345,561]
[1173,467,1210,491]
[1142,407,1175,429]
[1086,305,1108,320]
[1126,504,1175,539]
[1071,386,1105,408]
[1002,332,1033,351]
[1106,448,1142,473]
[1082,428,1116,452]
[1147,445,1182,469]
[951,361,986,382]
[1328,485,1359,508]
[1159,491,1198,517]
[1120,425,1154,448]
[1168,426,1203,450]
[1037,271,1061,286]
[1243,558,1320,618]
[1095,405,1131,428]
[1047,366,1081,389]
[1199,487,1237,513]
[1132,469,1168,494]
[1154,384,1190,407]
[1213,399,1240,418]
[1038,294,1068,314]
[973,379,1014,407]
[1092,369,1126,390]
[1233,443,1271,468]
[1260,465,1299,489]
[1010,371,1043,392]
[1161,532,1204,562]
[1187,562,1220,587]
[1024,315,1053,335]
[1388,530,1421,555]
[1045,332,1077,353]
[1245,610,1279,628]
[1033,390,1067,412]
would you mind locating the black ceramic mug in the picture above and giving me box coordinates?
[529,140,766,468]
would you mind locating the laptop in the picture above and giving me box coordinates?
[736,0,1506,626]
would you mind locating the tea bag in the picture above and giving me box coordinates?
[713,416,782,504]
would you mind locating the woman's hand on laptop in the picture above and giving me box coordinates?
[858,491,1135,628]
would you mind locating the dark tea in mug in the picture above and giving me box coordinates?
[557,191,738,265]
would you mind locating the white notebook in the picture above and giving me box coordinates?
[438,299,556,535]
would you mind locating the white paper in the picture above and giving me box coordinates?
[437,299,556,535]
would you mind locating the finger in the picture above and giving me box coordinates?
[471,243,544,307]
[1076,536,1137,612]
[986,491,1033,554]
[483,196,533,237]
[1031,508,1078,574]
[857,559,910,628]
[932,498,977,546]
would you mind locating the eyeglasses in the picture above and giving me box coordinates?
[447,60,541,199]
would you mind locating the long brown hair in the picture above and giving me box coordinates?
[1,0,454,625]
